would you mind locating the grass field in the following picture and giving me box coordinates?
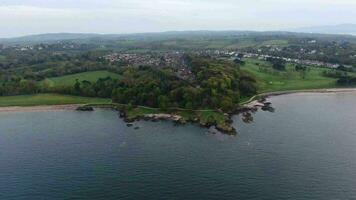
[241,59,343,93]
[261,39,289,47]
[0,94,111,107]
[42,71,121,87]
[0,55,6,62]
[155,38,289,50]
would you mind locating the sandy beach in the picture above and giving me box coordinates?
[261,88,356,97]
[0,104,82,113]
[242,88,356,108]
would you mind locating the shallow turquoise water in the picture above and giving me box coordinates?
[1,92,356,200]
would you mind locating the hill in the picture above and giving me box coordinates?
[2,31,355,45]
[0,33,103,44]
[291,24,356,35]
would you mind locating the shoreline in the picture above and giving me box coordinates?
[1,88,356,113]
[1,88,355,135]
[240,88,356,107]
[0,104,82,113]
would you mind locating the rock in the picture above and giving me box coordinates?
[126,123,134,127]
[216,124,237,135]
[144,114,182,122]
[247,100,265,107]
[178,118,187,124]
[134,127,140,130]
[264,102,272,106]
[76,106,94,111]
[261,105,275,112]
[119,112,126,118]
[242,112,254,123]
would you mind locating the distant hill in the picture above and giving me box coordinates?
[0,30,355,45]
[291,24,356,35]
[0,33,105,44]
[0,31,309,42]
[0,31,304,44]
[0,31,281,44]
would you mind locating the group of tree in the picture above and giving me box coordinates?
[75,57,256,111]
[337,76,356,85]
[0,55,258,112]
[322,68,356,86]
[295,64,308,79]
[0,77,39,96]
[266,57,286,71]
[0,46,114,81]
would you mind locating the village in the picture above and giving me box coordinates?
[102,48,348,72]
[1,39,354,74]
[103,51,194,80]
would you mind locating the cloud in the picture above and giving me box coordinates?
[0,0,355,37]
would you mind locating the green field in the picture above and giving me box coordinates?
[154,38,289,50]
[42,71,121,87]
[241,59,343,93]
[0,55,6,61]
[0,94,111,107]
[261,39,289,46]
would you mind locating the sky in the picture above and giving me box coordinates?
[0,0,355,38]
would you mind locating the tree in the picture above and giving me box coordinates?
[295,65,307,79]
[158,95,169,110]
[74,79,81,94]
[220,97,234,112]
[267,57,286,71]
[337,65,351,72]
[237,53,244,59]
[239,74,257,97]
[234,58,245,65]
[19,80,38,94]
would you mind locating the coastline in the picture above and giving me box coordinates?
[0,88,356,113]
[0,104,82,113]
[1,88,355,113]
[240,88,356,107]
[1,88,355,134]
[1,88,355,112]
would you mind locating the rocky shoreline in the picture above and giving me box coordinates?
[119,109,238,135]
[2,88,355,135]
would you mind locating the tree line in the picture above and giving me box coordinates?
[0,56,258,111]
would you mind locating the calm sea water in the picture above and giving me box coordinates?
[1,93,356,200]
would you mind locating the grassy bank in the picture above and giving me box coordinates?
[123,106,227,128]
[241,59,340,93]
[0,94,111,107]
[238,58,356,105]
[85,102,231,131]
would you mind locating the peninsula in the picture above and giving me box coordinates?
[1,32,356,134]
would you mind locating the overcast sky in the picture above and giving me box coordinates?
[0,0,355,37]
